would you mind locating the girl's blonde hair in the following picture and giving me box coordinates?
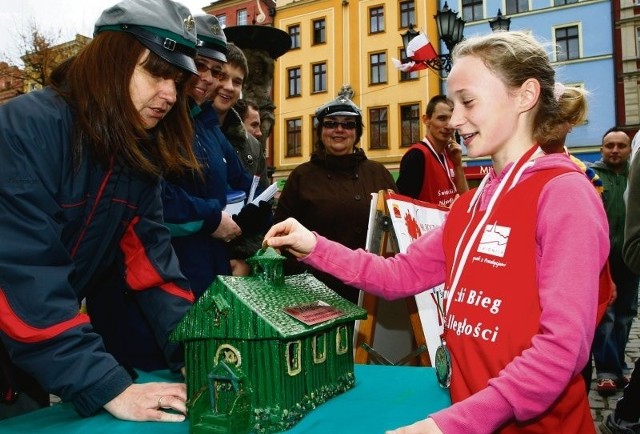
[451,31,588,144]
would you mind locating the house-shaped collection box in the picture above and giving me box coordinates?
[171,248,368,434]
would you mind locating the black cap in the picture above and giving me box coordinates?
[94,0,198,75]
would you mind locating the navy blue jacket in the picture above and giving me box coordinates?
[0,88,194,416]
[87,102,254,373]
[162,101,253,295]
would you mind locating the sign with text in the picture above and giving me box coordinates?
[284,301,345,326]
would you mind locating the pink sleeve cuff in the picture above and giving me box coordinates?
[431,386,514,434]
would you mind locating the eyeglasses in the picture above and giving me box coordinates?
[196,63,244,87]
[321,120,357,130]
[195,60,223,78]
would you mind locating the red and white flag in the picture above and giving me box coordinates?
[392,33,438,73]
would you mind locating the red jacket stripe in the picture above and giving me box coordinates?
[160,282,195,303]
[120,217,194,303]
[0,289,90,343]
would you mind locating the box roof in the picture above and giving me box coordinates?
[171,272,367,342]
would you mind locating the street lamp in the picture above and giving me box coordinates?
[488,9,511,32]
[436,2,465,52]
[399,2,465,78]
[401,23,420,51]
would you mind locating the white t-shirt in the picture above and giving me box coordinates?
[624,130,640,203]
[631,130,640,165]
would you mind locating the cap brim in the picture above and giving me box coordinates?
[139,39,197,75]
[197,47,227,63]
[326,112,359,117]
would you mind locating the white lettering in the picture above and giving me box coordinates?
[446,314,501,342]
[465,289,502,315]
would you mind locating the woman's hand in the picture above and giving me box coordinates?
[103,382,187,422]
[262,218,317,258]
[211,212,242,242]
[386,418,443,434]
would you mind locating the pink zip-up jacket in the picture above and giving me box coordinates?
[302,153,609,433]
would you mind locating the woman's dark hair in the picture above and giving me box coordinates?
[50,31,199,177]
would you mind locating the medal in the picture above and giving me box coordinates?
[434,337,452,388]
[432,291,451,388]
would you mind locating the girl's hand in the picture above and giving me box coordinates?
[386,418,443,434]
[262,218,317,258]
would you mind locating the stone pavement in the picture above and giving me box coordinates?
[589,310,640,432]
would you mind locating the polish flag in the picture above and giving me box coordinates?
[392,33,438,73]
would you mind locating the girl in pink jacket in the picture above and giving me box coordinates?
[264,31,609,434]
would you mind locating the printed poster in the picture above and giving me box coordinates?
[384,192,448,366]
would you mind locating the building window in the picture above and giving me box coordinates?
[312,62,327,93]
[369,107,388,149]
[236,9,248,25]
[505,0,529,15]
[286,118,303,157]
[400,104,421,147]
[286,341,302,376]
[369,6,385,34]
[289,24,301,49]
[313,19,326,45]
[370,52,387,85]
[313,333,327,363]
[462,0,484,22]
[217,14,226,28]
[287,67,301,97]
[555,26,580,61]
[399,1,415,28]
[554,0,578,5]
[336,326,348,355]
[637,26,640,55]
[399,49,418,81]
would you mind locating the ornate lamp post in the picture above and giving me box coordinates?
[400,2,465,78]
[401,23,420,51]
[488,9,511,32]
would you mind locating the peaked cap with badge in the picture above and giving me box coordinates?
[94,0,198,74]
[315,94,362,120]
[194,14,227,63]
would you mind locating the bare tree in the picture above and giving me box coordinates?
[0,21,89,93]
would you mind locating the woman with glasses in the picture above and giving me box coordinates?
[273,93,397,304]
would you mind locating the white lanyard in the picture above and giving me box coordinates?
[444,146,542,315]
[422,138,456,191]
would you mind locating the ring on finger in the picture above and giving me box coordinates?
[157,396,165,409]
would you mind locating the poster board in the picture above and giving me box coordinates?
[357,191,447,366]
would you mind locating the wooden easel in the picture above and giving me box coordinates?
[354,192,431,366]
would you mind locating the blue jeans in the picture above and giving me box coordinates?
[593,253,639,380]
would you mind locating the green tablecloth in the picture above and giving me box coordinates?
[1,364,451,434]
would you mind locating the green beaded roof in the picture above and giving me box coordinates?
[171,272,367,343]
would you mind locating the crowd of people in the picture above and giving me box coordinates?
[0,0,638,433]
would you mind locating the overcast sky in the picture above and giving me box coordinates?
[0,0,215,65]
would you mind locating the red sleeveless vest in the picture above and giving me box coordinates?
[408,141,458,207]
[442,168,595,433]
